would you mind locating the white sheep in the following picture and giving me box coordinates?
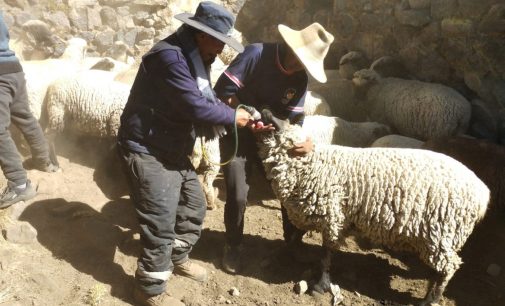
[22,37,88,120]
[256,110,489,306]
[302,115,391,147]
[352,69,472,140]
[43,70,130,164]
[303,91,332,116]
[190,136,221,210]
[370,134,425,148]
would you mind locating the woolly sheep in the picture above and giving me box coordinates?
[190,136,220,210]
[302,115,391,147]
[256,110,489,306]
[43,70,130,165]
[422,136,505,212]
[303,91,332,116]
[308,70,368,122]
[352,69,472,140]
[23,37,88,120]
[370,134,424,148]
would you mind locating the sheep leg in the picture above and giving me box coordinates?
[202,161,219,210]
[46,130,59,167]
[202,168,218,210]
[313,248,332,294]
[420,268,456,306]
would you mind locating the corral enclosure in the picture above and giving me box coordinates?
[0,0,505,306]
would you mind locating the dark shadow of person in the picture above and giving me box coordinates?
[19,198,139,304]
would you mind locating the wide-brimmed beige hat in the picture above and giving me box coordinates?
[278,22,334,83]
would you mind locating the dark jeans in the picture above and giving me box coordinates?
[0,71,50,186]
[118,145,206,296]
[220,128,304,247]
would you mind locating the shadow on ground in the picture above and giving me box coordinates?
[19,198,138,304]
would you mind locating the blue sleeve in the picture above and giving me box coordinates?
[144,49,235,125]
[0,12,15,57]
[214,44,262,99]
[286,87,307,126]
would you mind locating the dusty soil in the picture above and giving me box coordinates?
[0,136,504,306]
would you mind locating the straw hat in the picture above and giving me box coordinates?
[278,23,334,83]
[175,1,244,52]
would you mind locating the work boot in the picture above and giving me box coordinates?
[173,259,208,282]
[133,288,185,306]
[222,244,241,274]
[0,180,37,209]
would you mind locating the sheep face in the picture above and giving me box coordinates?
[352,69,380,100]
[257,109,308,159]
[352,69,380,87]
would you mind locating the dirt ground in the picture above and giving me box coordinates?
[0,136,504,306]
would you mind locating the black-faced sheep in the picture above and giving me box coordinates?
[256,109,489,306]
[352,69,472,140]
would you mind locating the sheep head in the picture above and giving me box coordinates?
[256,108,310,171]
[352,68,381,100]
[258,108,308,153]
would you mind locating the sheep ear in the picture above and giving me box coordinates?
[261,108,286,131]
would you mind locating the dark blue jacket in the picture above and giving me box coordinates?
[118,31,235,164]
[0,12,22,75]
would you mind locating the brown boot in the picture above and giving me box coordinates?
[133,288,185,306]
[173,259,208,282]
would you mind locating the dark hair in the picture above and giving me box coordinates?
[183,24,203,35]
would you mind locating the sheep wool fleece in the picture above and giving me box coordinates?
[257,123,489,277]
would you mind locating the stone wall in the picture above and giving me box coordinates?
[237,0,505,114]
[1,0,504,139]
[1,0,244,59]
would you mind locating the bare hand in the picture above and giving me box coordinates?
[288,136,313,157]
[235,108,252,127]
[248,120,275,133]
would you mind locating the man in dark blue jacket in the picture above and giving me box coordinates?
[117,2,252,305]
[0,12,58,210]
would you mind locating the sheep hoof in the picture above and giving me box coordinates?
[312,283,328,294]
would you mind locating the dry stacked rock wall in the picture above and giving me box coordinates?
[237,0,505,122]
[1,0,504,140]
[1,0,244,59]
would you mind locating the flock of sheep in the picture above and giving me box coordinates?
[16,37,504,305]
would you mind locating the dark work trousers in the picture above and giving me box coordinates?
[220,128,304,247]
[117,145,207,296]
[0,71,50,186]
